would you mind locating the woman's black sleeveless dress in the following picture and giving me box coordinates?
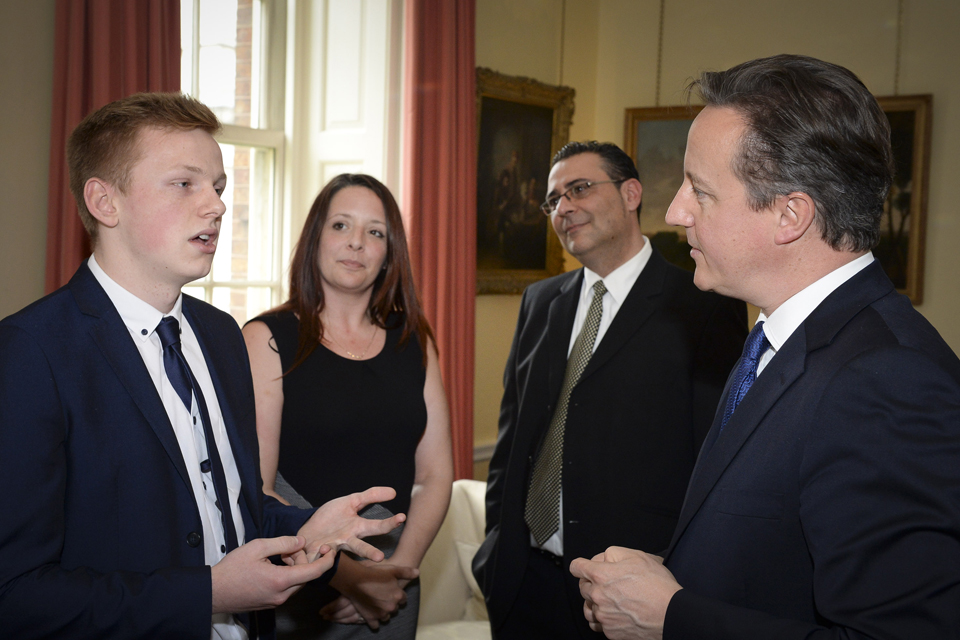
[251,311,427,639]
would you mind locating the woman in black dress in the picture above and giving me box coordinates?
[243,174,453,638]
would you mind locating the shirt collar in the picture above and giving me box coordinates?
[758,252,874,351]
[582,236,652,304]
[87,254,184,342]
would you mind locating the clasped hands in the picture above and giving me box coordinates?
[319,557,419,629]
[211,486,405,614]
[569,546,683,640]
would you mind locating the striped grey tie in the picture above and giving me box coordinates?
[525,280,607,546]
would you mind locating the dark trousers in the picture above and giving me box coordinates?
[493,548,603,640]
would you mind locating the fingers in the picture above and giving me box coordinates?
[320,596,353,618]
[324,600,363,625]
[392,565,419,581]
[279,550,337,585]
[354,486,397,508]
[339,538,386,563]
[363,513,407,537]
[281,549,310,566]
[302,539,334,559]
[603,545,644,562]
[569,557,592,580]
[253,535,307,559]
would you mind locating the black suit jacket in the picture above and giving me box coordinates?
[663,261,960,639]
[473,248,747,631]
[0,264,314,639]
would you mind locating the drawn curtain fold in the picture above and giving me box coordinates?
[45,0,180,292]
[402,0,477,479]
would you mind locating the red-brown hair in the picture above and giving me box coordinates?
[277,174,434,371]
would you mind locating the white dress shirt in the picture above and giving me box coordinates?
[756,252,875,377]
[88,256,248,640]
[533,237,654,555]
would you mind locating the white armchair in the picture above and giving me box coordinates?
[416,479,492,640]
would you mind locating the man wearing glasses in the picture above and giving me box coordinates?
[473,141,747,639]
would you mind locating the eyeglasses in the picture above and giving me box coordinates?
[540,180,625,215]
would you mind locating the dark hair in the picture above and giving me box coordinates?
[67,92,221,244]
[689,54,894,252]
[276,174,434,371]
[552,141,642,215]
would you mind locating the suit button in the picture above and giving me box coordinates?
[187,532,202,547]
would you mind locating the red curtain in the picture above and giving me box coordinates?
[402,0,477,480]
[45,0,180,292]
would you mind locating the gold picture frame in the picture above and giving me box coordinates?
[623,105,702,272]
[476,67,575,294]
[624,96,932,304]
[875,94,932,305]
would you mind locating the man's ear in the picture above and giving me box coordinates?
[83,178,119,228]
[774,192,816,245]
[621,178,643,215]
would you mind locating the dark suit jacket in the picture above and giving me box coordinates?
[0,264,314,639]
[472,248,747,631]
[663,261,960,639]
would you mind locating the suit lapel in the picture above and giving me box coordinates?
[545,271,583,401]
[579,247,666,382]
[664,260,897,559]
[185,298,264,533]
[69,265,193,492]
[664,335,806,556]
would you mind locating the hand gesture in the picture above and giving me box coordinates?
[569,546,681,640]
[211,535,335,614]
[320,560,419,629]
[297,487,406,561]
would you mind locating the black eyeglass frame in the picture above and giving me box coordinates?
[540,179,625,215]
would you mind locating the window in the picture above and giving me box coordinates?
[181,0,286,326]
[181,0,404,326]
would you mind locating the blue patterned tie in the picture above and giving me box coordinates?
[156,316,240,552]
[719,321,770,432]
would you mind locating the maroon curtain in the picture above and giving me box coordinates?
[45,0,180,292]
[402,0,477,480]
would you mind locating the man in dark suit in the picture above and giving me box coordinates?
[472,141,747,639]
[571,55,960,639]
[0,93,406,639]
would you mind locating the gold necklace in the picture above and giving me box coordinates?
[327,324,378,360]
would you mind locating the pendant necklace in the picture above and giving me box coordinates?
[328,323,378,360]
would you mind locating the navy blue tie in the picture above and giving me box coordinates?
[719,321,770,432]
[156,316,240,552]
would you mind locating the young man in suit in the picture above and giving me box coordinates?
[472,141,747,639]
[0,93,409,639]
[571,55,960,639]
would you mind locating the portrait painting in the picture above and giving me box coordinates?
[476,67,575,294]
[624,105,702,272]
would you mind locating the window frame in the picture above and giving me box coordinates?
[181,0,290,319]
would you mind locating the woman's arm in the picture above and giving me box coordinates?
[387,337,454,570]
[242,320,289,505]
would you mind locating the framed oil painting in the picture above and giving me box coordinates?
[875,94,932,304]
[623,105,702,273]
[624,97,932,304]
[476,67,575,294]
